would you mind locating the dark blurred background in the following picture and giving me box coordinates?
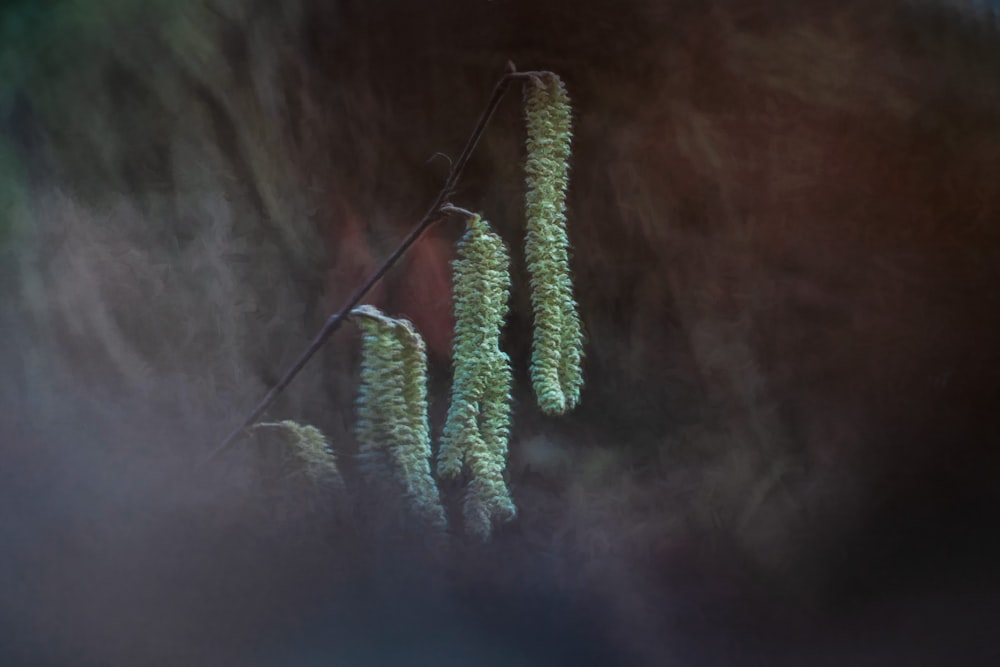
[2,1,999,664]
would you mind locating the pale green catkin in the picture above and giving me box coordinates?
[353,305,446,530]
[523,73,584,415]
[354,305,403,480]
[392,317,446,529]
[439,214,516,539]
[255,420,344,489]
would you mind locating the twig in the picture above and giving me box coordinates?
[438,204,478,219]
[200,65,552,467]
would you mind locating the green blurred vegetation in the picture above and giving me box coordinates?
[1,0,136,246]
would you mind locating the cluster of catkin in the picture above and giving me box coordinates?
[330,72,582,541]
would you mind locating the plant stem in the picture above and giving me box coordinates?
[200,65,550,467]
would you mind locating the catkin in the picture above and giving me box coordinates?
[523,73,584,415]
[255,420,344,489]
[439,214,516,539]
[353,305,446,530]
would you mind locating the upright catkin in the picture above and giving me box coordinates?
[523,73,584,415]
[438,214,516,540]
[353,305,446,530]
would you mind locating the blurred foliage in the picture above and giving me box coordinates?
[1,0,147,247]
[0,139,23,248]
[2,0,133,103]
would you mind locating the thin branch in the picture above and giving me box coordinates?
[200,65,551,467]
[438,204,478,219]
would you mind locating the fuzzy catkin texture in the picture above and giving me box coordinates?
[256,420,343,488]
[353,305,446,531]
[392,317,449,530]
[439,214,516,540]
[523,73,584,416]
[246,420,348,540]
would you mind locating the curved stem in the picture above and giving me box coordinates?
[438,204,478,220]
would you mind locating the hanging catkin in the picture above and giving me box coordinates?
[254,420,344,490]
[523,72,584,415]
[353,305,446,530]
[438,214,516,540]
